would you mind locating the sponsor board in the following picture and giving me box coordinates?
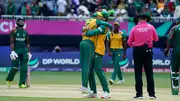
[0,48,172,72]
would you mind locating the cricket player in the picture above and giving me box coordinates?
[6,17,32,88]
[80,12,113,94]
[128,14,158,99]
[83,11,111,99]
[107,22,127,85]
[164,17,180,95]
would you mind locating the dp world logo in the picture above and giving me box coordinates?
[28,58,39,68]
[109,58,129,69]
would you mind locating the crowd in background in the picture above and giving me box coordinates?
[0,0,180,19]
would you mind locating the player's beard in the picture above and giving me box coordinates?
[17,24,24,28]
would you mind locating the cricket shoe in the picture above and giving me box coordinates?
[79,86,93,94]
[26,85,30,88]
[109,79,114,85]
[83,93,97,98]
[6,81,12,87]
[133,95,143,99]
[149,95,157,99]
[19,84,27,88]
[116,79,125,84]
[172,88,179,95]
[101,91,111,99]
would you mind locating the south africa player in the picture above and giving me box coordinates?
[164,17,180,95]
[83,11,111,99]
[80,12,113,94]
[107,22,127,85]
[6,17,32,88]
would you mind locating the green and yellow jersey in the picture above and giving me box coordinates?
[107,31,126,49]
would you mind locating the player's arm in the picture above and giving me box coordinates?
[96,20,113,31]
[86,25,106,36]
[166,26,176,50]
[26,32,30,52]
[10,30,15,51]
[106,31,111,53]
[122,33,127,56]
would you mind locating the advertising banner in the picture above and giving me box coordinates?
[0,20,128,35]
[0,19,175,36]
[0,48,171,72]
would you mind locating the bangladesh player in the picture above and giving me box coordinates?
[6,17,32,88]
[164,17,180,95]
[107,22,127,85]
[80,12,113,94]
[83,11,111,99]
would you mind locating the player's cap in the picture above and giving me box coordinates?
[101,11,109,19]
[16,17,25,22]
[114,22,120,26]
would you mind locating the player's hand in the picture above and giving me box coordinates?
[164,49,170,57]
[10,51,18,60]
[108,52,112,56]
[83,27,89,32]
[122,54,126,60]
[28,53,32,61]
[111,31,114,34]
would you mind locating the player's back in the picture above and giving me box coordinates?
[82,19,98,42]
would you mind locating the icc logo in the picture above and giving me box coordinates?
[0,21,27,33]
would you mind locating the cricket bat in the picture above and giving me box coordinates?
[26,67,31,87]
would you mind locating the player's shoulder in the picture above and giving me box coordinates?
[22,29,28,33]
[11,28,17,33]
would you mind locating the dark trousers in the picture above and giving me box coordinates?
[133,45,155,96]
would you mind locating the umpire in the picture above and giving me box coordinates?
[127,13,159,99]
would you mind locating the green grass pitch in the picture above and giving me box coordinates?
[0,72,173,101]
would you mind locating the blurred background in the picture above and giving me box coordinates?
[0,0,178,72]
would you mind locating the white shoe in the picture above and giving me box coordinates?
[101,91,111,99]
[79,86,93,94]
[83,93,97,98]
[109,79,114,85]
[116,79,125,84]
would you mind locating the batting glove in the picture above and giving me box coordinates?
[10,51,18,60]
[28,53,32,61]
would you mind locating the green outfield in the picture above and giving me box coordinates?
[0,72,178,101]
[0,72,171,88]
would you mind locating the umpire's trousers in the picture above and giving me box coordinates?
[133,45,155,96]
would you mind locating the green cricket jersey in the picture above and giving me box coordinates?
[168,24,180,48]
[11,28,29,49]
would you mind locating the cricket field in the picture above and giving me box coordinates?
[0,72,179,101]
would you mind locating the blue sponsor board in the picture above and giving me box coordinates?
[0,48,171,72]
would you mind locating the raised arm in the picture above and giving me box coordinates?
[86,25,106,36]
[96,20,113,31]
